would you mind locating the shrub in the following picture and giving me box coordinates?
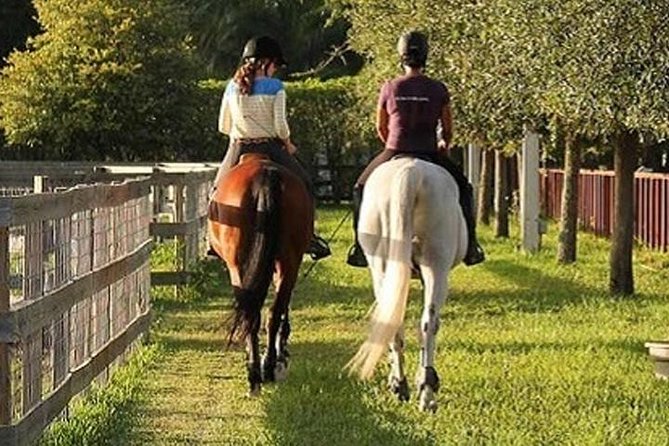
[0,0,202,161]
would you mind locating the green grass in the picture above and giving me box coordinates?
[39,344,160,446]
[48,205,669,445]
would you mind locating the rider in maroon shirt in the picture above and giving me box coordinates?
[378,73,449,154]
[346,31,485,267]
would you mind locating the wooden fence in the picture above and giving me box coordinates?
[0,162,218,285]
[0,177,153,446]
[541,169,669,251]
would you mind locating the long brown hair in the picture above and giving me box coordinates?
[233,58,272,95]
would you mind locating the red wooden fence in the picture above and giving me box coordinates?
[540,169,669,252]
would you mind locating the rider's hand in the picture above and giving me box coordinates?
[285,141,298,154]
[437,139,448,151]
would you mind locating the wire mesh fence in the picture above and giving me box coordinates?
[0,163,218,287]
[0,163,217,445]
[0,177,153,446]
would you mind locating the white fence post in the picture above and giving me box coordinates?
[521,126,541,253]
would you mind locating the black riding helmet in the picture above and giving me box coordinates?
[242,36,287,67]
[397,31,428,67]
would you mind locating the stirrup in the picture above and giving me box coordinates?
[307,235,331,261]
[346,244,368,268]
[463,243,485,266]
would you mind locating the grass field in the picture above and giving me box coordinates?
[45,205,669,445]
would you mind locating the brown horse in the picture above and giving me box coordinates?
[208,153,313,396]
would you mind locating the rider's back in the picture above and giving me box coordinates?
[380,74,449,153]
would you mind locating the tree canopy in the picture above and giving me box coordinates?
[0,0,203,161]
[345,0,669,146]
[190,0,360,78]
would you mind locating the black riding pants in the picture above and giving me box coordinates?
[218,139,314,198]
[355,149,470,197]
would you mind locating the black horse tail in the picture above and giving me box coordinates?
[227,166,282,345]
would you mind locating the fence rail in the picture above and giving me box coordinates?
[540,169,669,251]
[0,162,218,286]
[0,177,153,446]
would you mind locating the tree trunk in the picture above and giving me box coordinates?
[609,131,638,295]
[557,134,582,263]
[495,150,509,237]
[508,153,519,204]
[478,149,494,225]
[641,140,663,172]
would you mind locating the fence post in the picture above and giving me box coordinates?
[521,125,541,253]
[175,183,185,271]
[22,179,44,415]
[0,225,11,426]
[185,181,198,271]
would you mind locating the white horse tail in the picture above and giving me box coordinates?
[347,163,420,379]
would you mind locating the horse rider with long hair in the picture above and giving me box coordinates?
[214,35,331,260]
[346,31,485,267]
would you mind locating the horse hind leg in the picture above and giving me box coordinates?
[261,300,291,383]
[415,264,447,412]
[262,267,297,383]
[261,298,283,383]
[388,325,409,402]
[275,309,291,381]
[246,313,262,397]
[228,284,264,397]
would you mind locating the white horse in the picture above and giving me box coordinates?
[346,156,467,412]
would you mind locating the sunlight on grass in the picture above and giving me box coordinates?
[133,206,669,445]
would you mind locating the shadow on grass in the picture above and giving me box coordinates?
[263,339,438,446]
[449,259,603,314]
[294,256,603,319]
[444,337,647,357]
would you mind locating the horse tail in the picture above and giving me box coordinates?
[227,166,282,345]
[347,163,419,379]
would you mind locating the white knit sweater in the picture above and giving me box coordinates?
[218,77,290,140]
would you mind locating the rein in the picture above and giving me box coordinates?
[301,208,351,280]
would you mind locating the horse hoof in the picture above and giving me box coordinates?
[261,357,276,383]
[418,387,438,413]
[389,377,410,402]
[274,360,289,382]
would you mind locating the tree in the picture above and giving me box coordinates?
[0,0,203,161]
[477,149,495,225]
[345,0,542,241]
[347,0,669,295]
[190,0,359,78]
[494,150,510,238]
[556,133,582,263]
[522,0,669,294]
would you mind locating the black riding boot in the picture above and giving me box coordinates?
[307,234,331,260]
[460,184,485,266]
[346,185,368,267]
